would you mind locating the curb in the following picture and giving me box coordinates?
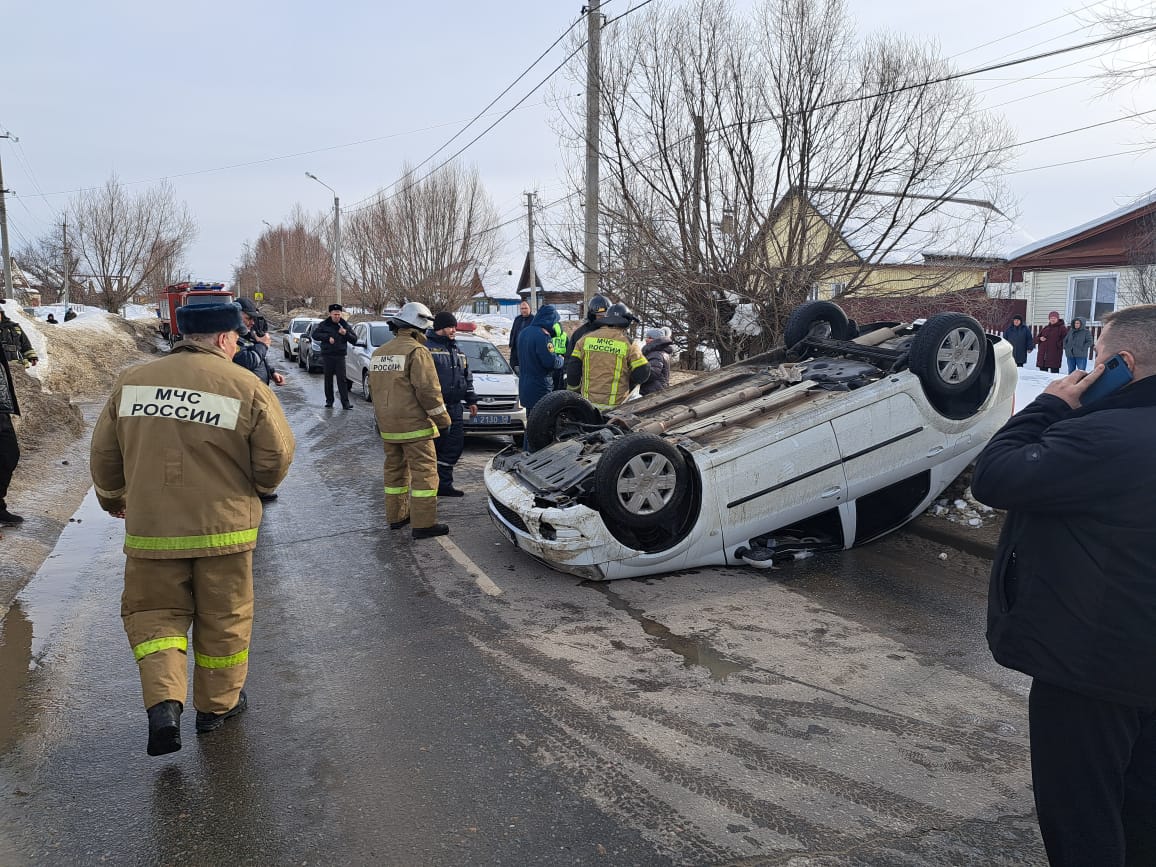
[904,516,999,562]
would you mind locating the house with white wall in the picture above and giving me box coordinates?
[993,193,1156,329]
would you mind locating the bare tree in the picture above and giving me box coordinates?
[235,207,332,310]
[346,162,503,314]
[549,0,1015,364]
[1086,3,1156,94]
[1124,211,1156,304]
[70,176,196,311]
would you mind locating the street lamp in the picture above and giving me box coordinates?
[305,172,342,305]
[261,219,286,288]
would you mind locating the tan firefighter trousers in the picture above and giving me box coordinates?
[122,551,252,714]
[383,439,440,528]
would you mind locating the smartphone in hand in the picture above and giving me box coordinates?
[1081,354,1133,406]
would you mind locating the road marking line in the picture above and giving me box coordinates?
[437,536,503,597]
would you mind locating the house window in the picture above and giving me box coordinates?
[1069,274,1117,324]
[830,282,848,297]
[472,300,490,315]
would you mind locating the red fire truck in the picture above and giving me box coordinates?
[157,282,233,346]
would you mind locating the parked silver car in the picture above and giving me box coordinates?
[281,317,319,361]
[345,321,395,400]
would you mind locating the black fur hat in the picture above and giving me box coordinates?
[176,302,243,336]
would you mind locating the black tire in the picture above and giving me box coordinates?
[525,391,603,452]
[593,434,690,530]
[909,313,986,396]
[362,370,372,402]
[783,301,850,347]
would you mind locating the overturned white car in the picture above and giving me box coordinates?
[485,302,1016,580]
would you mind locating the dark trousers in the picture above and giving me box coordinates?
[434,408,464,489]
[322,356,350,407]
[0,417,18,507]
[1029,679,1156,866]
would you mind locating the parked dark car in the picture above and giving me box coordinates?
[297,321,324,374]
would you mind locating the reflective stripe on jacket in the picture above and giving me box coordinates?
[569,326,649,409]
[370,328,452,442]
[90,343,296,559]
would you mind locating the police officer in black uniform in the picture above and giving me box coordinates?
[313,303,357,409]
[426,312,477,497]
[0,346,23,525]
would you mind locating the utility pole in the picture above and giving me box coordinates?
[526,191,538,314]
[582,1,603,310]
[332,196,342,306]
[0,132,16,301]
[61,215,70,313]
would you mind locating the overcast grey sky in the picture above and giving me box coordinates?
[2,0,1153,292]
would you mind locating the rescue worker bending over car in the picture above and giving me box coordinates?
[566,302,650,409]
[370,302,453,539]
[90,301,295,756]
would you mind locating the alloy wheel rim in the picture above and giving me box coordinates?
[616,452,678,514]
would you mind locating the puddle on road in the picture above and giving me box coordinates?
[2,490,116,669]
[584,582,749,682]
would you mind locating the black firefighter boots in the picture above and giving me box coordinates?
[437,486,465,498]
[0,506,23,526]
[195,690,249,735]
[146,700,183,756]
[389,517,410,530]
[412,523,449,540]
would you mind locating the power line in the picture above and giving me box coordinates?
[603,0,656,28]
[947,0,1109,60]
[346,12,589,211]
[1008,144,1152,175]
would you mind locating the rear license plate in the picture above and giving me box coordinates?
[490,510,518,547]
[470,414,510,425]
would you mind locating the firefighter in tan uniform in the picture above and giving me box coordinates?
[370,302,453,539]
[90,302,295,756]
[565,303,651,409]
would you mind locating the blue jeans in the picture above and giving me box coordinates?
[1067,356,1088,373]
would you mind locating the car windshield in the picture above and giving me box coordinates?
[368,325,392,347]
[291,320,311,333]
[460,339,512,374]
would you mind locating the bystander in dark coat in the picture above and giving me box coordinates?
[516,305,563,413]
[1002,315,1033,367]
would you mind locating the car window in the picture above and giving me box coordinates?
[368,324,392,347]
[291,320,309,333]
[460,339,512,374]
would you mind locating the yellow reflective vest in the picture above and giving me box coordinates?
[569,325,649,409]
[90,343,296,559]
[370,328,452,442]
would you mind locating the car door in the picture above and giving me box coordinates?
[715,420,848,555]
[346,324,367,384]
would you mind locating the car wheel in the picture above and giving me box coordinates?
[909,313,986,396]
[593,434,689,530]
[362,370,372,402]
[526,391,603,452]
[783,301,851,347]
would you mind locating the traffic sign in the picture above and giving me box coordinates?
[253,292,264,301]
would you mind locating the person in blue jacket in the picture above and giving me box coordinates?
[516,304,563,413]
[1002,314,1033,368]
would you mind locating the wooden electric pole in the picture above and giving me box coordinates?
[582,1,603,310]
[0,132,15,301]
[526,191,538,314]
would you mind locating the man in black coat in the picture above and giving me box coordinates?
[426,312,477,497]
[313,303,357,409]
[972,304,1156,867]
[508,301,532,375]
[0,348,22,525]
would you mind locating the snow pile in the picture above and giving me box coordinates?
[930,490,996,528]
[459,314,514,344]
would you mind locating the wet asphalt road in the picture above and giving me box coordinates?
[0,358,1047,865]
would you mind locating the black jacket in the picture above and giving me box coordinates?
[508,314,532,371]
[313,317,357,356]
[641,339,674,395]
[425,331,477,417]
[1001,323,1033,366]
[972,375,1156,705]
[0,350,19,416]
[233,336,278,385]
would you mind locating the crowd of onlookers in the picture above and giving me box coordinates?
[1002,311,1095,374]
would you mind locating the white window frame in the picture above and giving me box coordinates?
[1068,272,1118,325]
